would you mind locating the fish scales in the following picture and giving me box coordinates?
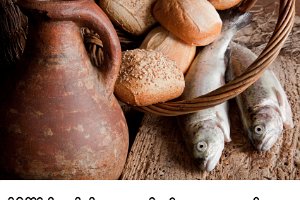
[228,42,294,151]
[180,37,230,138]
[177,12,252,171]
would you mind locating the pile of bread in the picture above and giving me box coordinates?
[98,0,242,106]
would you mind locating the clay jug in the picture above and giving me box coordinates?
[0,0,128,179]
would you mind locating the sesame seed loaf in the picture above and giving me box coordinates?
[115,49,185,106]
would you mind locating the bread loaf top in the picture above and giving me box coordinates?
[115,49,185,106]
[209,0,243,10]
[99,0,157,35]
[153,0,222,46]
[140,26,196,73]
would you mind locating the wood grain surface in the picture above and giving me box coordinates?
[120,2,300,180]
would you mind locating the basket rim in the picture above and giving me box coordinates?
[139,0,295,116]
[86,0,296,116]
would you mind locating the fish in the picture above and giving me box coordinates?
[177,11,252,172]
[227,42,294,151]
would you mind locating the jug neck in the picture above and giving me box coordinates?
[17,0,90,15]
[24,20,90,68]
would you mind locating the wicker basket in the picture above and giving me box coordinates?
[86,0,295,116]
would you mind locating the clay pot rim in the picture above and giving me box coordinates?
[17,0,90,11]
[18,0,88,2]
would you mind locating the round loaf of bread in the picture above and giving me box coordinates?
[140,26,196,73]
[98,0,157,35]
[152,0,222,46]
[115,49,185,106]
[209,0,243,10]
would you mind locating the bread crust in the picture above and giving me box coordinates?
[140,26,196,73]
[209,0,243,10]
[115,49,185,106]
[98,0,157,35]
[153,0,222,46]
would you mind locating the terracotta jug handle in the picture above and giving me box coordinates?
[32,0,122,96]
[17,0,121,95]
[68,0,122,95]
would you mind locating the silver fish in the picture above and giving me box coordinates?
[227,42,294,151]
[177,12,251,172]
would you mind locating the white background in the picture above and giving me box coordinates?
[0,181,298,200]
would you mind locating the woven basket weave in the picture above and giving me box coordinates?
[84,0,296,116]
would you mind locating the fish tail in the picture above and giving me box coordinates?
[220,10,252,31]
[224,48,231,66]
[212,12,251,55]
[232,12,252,30]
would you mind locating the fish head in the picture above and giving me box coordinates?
[192,125,225,172]
[249,107,283,151]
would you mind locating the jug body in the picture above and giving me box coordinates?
[0,0,128,179]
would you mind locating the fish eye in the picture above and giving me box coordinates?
[196,141,208,152]
[254,125,265,135]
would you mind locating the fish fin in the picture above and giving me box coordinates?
[225,48,231,69]
[273,87,294,129]
[216,110,231,142]
[225,48,233,83]
[283,110,294,129]
[226,43,248,82]
[274,87,284,109]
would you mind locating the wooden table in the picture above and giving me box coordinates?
[120,1,300,180]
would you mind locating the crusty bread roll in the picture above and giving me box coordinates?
[209,0,243,10]
[98,0,157,35]
[140,26,196,74]
[115,49,185,106]
[152,0,222,46]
